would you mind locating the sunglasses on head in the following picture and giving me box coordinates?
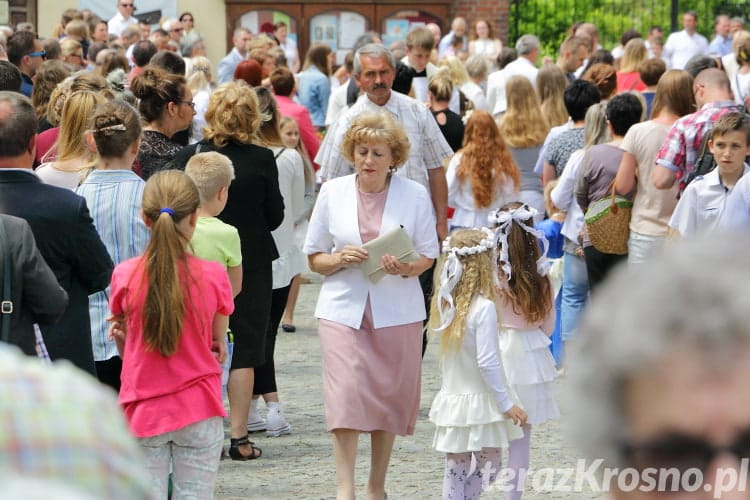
[621,429,750,475]
[26,50,46,59]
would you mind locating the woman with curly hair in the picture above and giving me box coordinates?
[498,75,550,221]
[446,110,520,229]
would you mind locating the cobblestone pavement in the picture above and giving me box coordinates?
[215,279,605,500]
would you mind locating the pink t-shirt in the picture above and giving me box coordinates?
[110,254,234,438]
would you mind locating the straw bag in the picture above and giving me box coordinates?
[584,182,632,255]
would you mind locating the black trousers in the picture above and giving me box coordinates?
[253,284,291,395]
[420,262,435,357]
[583,246,627,293]
[95,356,122,393]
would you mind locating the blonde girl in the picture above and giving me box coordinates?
[279,115,316,333]
[428,228,527,499]
[36,90,107,189]
[109,170,233,497]
[499,75,550,221]
[489,202,559,500]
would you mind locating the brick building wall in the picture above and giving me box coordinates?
[451,0,511,44]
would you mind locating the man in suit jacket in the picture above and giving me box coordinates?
[0,91,113,375]
[0,214,68,355]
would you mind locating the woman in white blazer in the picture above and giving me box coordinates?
[304,112,438,500]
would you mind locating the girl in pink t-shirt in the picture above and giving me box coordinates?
[489,202,560,500]
[109,170,234,499]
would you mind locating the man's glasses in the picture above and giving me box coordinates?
[621,429,750,476]
[26,50,46,59]
[171,28,184,33]
[120,3,134,8]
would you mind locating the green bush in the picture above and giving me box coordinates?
[509,0,749,58]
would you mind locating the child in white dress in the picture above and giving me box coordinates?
[429,227,527,500]
[489,202,560,500]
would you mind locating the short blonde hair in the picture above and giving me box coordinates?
[60,38,82,58]
[340,112,410,169]
[185,151,236,201]
[204,81,262,148]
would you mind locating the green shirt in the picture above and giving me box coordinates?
[189,216,242,268]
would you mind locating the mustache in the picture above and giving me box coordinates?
[372,83,388,90]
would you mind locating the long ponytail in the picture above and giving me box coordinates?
[140,170,200,356]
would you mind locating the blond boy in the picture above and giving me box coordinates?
[185,152,242,297]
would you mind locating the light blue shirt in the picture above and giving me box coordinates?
[76,170,149,362]
[297,66,330,127]
[708,34,733,57]
[217,48,244,84]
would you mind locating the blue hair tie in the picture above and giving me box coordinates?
[159,207,175,217]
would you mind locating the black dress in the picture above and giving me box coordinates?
[170,140,285,368]
[138,130,183,180]
[432,109,465,152]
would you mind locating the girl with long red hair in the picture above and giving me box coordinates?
[446,110,521,229]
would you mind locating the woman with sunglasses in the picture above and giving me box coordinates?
[130,65,196,180]
[570,236,750,498]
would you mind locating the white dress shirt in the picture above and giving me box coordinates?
[486,57,539,116]
[663,30,709,70]
[107,12,137,37]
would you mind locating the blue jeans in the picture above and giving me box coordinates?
[560,250,589,342]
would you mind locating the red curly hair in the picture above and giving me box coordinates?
[457,111,520,208]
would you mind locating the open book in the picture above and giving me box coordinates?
[360,226,419,283]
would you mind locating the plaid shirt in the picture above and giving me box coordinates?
[316,91,453,190]
[655,100,738,194]
[0,344,152,499]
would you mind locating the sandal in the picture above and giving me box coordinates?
[281,323,296,333]
[228,435,262,461]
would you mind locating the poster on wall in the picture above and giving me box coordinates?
[383,19,409,47]
[310,14,337,53]
[79,0,177,27]
[339,12,365,49]
[0,1,8,25]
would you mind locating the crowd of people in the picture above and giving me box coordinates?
[3,3,750,499]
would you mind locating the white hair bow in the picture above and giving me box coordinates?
[488,204,551,281]
[432,227,495,332]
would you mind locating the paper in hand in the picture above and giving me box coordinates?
[359,225,419,283]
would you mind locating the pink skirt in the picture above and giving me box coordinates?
[318,301,422,435]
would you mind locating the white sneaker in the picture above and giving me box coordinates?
[247,411,266,433]
[265,404,291,437]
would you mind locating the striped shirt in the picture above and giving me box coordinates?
[76,169,149,362]
[316,91,454,190]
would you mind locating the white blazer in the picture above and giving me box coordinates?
[304,174,439,329]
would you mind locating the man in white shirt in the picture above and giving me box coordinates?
[317,43,453,241]
[487,34,540,117]
[107,0,138,37]
[218,28,252,84]
[663,11,709,70]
